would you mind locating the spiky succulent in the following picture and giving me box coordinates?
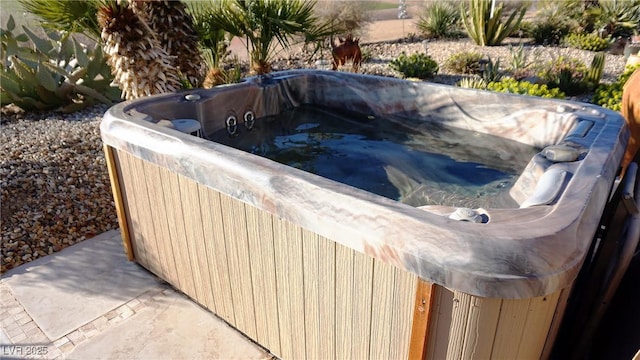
[97,1,181,100]
[132,0,205,87]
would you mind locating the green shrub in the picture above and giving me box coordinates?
[389,52,438,79]
[530,20,573,45]
[593,64,640,111]
[529,1,580,45]
[444,51,483,74]
[486,78,566,99]
[461,0,527,46]
[564,33,612,52]
[416,1,462,39]
[0,15,120,112]
[538,56,591,95]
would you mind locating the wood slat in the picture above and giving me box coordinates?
[352,252,374,359]
[409,280,435,360]
[318,235,336,359]
[541,288,570,360]
[490,298,532,359]
[302,229,321,360]
[159,170,197,300]
[103,146,134,261]
[176,174,214,308]
[369,261,396,360]
[141,161,180,289]
[446,290,473,360]
[516,290,562,360]
[124,154,163,276]
[460,296,502,359]
[389,269,418,360]
[244,204,281,354]
[425,285,453,360]
[219,193,258,339]
[115,152,147,270]
[335,243,354,360]
[199,189,235,323]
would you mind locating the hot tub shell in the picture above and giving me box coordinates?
[101,70,628,359]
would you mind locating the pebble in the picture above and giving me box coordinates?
[1,104,118,273]
[0,37,628,273]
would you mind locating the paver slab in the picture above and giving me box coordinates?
[68,290,270,360]
[3,230,160,340]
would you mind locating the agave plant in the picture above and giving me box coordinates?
[461,0,527,46]
[131,0,205,87]
[207,0,318,74]
[97,0,181,100]
[1,15,120,111]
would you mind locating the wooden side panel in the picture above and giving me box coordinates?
[425,285,454,360]
[318,235,336,359]
[302,229,321,360]
[390,269,418,360]
[460,296,502,359]
[352,252,374,359]
[541,288,570,360]
[111,151,144,264]
[516,290,562,360]
[273,217,306,360]
[219,193,258,340]
[176,175,213,308]
[491,298,532,359]
[446,290,473,360]
[115,152,423,360]
[369,261,396,359]
[199,188,235,323]
[121,153,161,276]
[409,280,436,360]
[142,163,180,290]
[335,243,354,360]
[245,204,281,354]
[103,146,134,261]
[160,170,197,301]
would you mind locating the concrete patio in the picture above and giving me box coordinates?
[0,230,272,360]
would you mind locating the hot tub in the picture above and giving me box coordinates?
[101,70,628,359]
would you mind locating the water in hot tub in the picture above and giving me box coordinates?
[212,105,540,208]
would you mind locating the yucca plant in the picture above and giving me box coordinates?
[461,0,527,46]
[1,15,119,111]
[417,1,462,39]
[19,0,102,41]
[97,0,181,100]
[132,0,205,87]
[206,0,318,74]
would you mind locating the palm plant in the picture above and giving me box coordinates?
[18,0,102,41]
[207,0,318,74]
[461,0,527,46]
[132,0,205,87]
[97,0,181,100]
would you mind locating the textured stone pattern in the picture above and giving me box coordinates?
[0,280,170,359]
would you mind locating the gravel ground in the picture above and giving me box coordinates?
[0,38,629,273]
[1,104,118,273]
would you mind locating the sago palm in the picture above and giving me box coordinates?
[97,0,181,100]
[208,0,317,74]
[18,0,102,41]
